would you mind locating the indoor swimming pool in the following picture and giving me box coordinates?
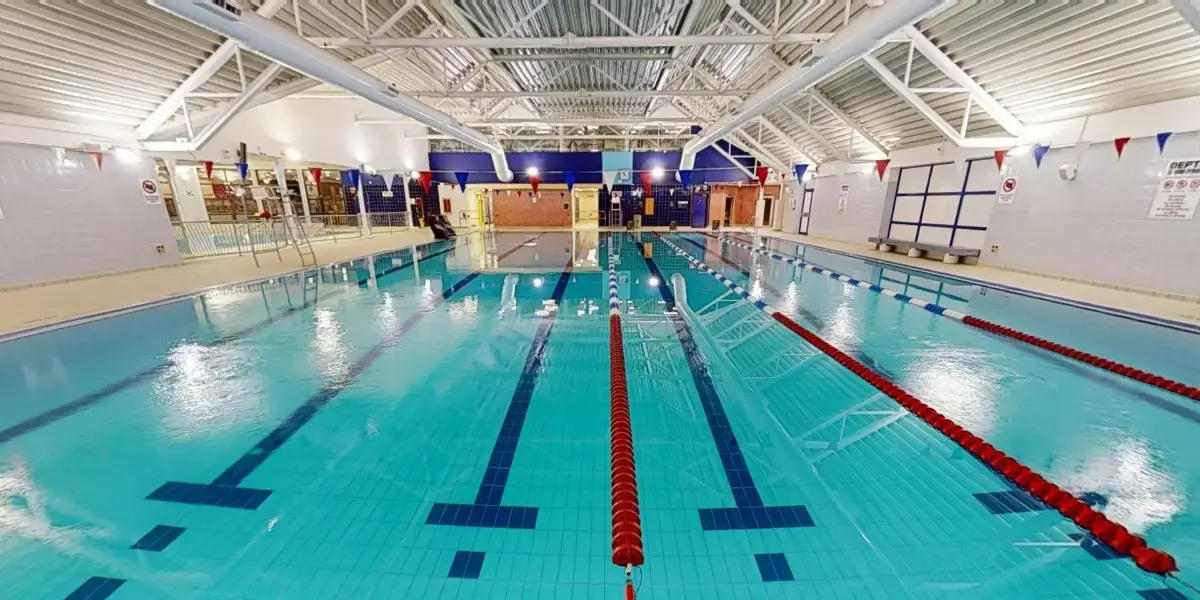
[0,231,1196,599]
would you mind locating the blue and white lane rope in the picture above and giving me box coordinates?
[608,234,622,317]
[716,235,968,321]
[655,235,780,316]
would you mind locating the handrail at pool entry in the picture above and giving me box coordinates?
[713,234,1200,405]
[654,232,1180,576]
[607,234,644,599]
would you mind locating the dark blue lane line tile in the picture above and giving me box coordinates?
[148,235,539,511]
[130,525,186,552]
[973,490,1046,515]
[1067,533,1124,561]
[754,553,795,582]
[424,263,573,530]
[64,576,125,600]
[637,235,814,530]
[426,503,538,529]
[0,238,463,448]
[447,551,486,579]
[1138,589,1189,600]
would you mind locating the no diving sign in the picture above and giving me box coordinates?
[997,176,1018,204]
[140,178,163,205]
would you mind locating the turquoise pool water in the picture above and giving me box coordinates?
[0,230,1195,599]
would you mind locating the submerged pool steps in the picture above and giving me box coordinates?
[658,232,1180,577]
[717,233,1200,405]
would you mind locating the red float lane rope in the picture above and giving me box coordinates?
[958,315,1200,402]
[722,233,1200,405]
[765,310,1179,575]
[608,236,644,595]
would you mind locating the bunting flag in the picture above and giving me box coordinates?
[1113,137,1130,159]
[602,170,618,189]
[993,149,1008,170]
[346,168,361,189]
[308,167,321,186]
[678,169,692,188]
[1156,132,1172,154]
[640,170,653,197]
[202,161,214,179]
[529,174,540,195]
[874,159,890,181]
[564,171,576,192]
[89,151,104,171]
[455,171,469,192]
[418,171,433,193]
[755,166,769,187]
[1032,144,1050,168]
[793,164,808,182]
[236,162,249,183]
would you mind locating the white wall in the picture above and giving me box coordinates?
[780,179,805,233]
[0,143,181,288]
[198,97,431,171]
[806,170,889,244]
[437,183,473,221]
[982,132,1200,297]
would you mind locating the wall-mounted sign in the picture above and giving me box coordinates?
[381,190,393,198]
[1149,158,1200,220]
[997,176,1019,204]
[612,191,622,205]
[837,185,850,213]
[139,178,162,204]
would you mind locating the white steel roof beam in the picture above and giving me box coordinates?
[1172,0,1200,37]
[754,116,819,165]
[136,0,288,139]
[808,89,888,157]
[309,32,905,49]
[775,104,845,161]
[679,0,949,173]
[189,62,284,150]
[902,25,1023,136]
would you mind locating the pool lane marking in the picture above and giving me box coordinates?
[142,235,540,511]
[0,237,465,448]
[632,234,815,532]
[715,233,1200,405]
[425,260,574,530]
[64,577,125,600]
[607,233,645,578]
[658,233,1180,576]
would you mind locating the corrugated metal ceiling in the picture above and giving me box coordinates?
[0,0,1198,165]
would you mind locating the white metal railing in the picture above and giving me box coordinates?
[173,212,411,259]
[365,211,410,231]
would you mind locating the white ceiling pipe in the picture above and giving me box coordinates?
[136,0,288,140]
[309,32,890,49]
[152,0,512,181]
[677,0,950,176]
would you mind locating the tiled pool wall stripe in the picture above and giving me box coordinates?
[608,235,645,586]
[715,234,1200,405]
[657,233,1181,576]
[60,235,542,599]
[0,239,467,448]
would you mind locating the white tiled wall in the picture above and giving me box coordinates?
[982,132,1200,297]
[807,171,888,244]
[0,143,181,287]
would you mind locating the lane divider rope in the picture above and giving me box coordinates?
[657,233,1179,576]
[608,234,643,598]
[714,233,1200,404]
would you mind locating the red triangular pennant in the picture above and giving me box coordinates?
[993,149,1008,170]
[309,167,322,186]
[418,171,433,193]
[202,160,214,179]
[89,151,103,171]
[1113,137,1131,159]
[529,174,540,195]
[755,166,769,187]
[874,159,891,181]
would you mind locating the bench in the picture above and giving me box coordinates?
[868,237,982,265]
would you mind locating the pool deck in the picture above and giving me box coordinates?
[2,226,1198,338]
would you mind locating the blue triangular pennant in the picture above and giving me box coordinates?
[346,168,361,188]
[455,171,469,192]
[793,164,809,182]
[678,170,692,187]
[235,162,249,183]
[1032,144,1050,168]
[1156,132,1172,154]
[564,171,576,192]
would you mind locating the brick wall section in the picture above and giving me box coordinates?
[493,189,572,227]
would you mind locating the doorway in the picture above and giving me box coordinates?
[762,196,774,228]
[799,189,814,235]
[575,188,599,228]
[722,195,733,227]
